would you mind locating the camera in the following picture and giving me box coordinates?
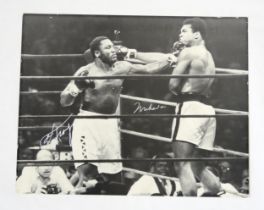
[46,184,59,194]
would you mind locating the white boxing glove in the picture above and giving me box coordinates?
[126,48,138,59]
[167,53,178,67]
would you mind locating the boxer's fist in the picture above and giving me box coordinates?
[167,53,178,67]
[114,45,137,60]
[114,45,128,60]
[74,69,95,90]
[172,41,185,56]
[126,48,137,59]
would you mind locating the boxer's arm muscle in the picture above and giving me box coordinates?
[136,52,169,63]
[128,59,170,74]
[169,48,205,93]
[112,60,170,75]
[60,81,80,107]
[60,67,88,107]
[169,49,192,93]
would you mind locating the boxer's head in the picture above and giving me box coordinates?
[179,18,207,46]
[89,36,117,65]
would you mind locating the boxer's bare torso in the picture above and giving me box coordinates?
[81,62,125,114]
[169,45,215,96]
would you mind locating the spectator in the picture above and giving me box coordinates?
[218,161,235,184]
[123,146,149,186]
[127,154,181,196]
[16,150,75,194]
[217,161,240,197]
[239,168,249,194]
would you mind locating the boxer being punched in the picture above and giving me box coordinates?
[134,18,221,196]
[168,18,220,196]
[60,36,176,192]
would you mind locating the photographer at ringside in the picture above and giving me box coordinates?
[16,150,77,194]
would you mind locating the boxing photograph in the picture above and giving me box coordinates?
[16,14,248,197]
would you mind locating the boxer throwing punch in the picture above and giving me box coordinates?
[60,36,176,192]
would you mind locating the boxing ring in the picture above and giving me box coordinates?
[17,53,249,197]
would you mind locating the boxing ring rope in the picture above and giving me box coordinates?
[22,54,84,59]
[20,91,62,95]
[18,54,249,197]
[18,125,248,158]
[120,94,248,115]
[21,54,248,75]
[20,74,247,80]
[17,157,247,167]
[20,91,248,116]
[18,91,248,157]
[120,129,249,158]
[19,113,247,120]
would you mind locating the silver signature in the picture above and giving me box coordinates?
[133,102,167,114]
[40,115,73,146]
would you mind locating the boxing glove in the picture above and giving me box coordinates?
[172,41,185,56]
[74,69,95,90]
[114,45,137,60]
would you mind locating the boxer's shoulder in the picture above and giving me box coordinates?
[180,46,207,61]
[74,63,94,76]
[113,61,132,72]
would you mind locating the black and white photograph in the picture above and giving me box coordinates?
[16,14,248,197]
[1,1,264,210]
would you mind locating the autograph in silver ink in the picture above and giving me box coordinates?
[133,102,167,114]
[40,114,73,146]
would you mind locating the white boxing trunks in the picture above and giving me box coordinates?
[171,101,216,150]
[71,110,122,174]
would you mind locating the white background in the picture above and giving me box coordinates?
[0,0,263,210]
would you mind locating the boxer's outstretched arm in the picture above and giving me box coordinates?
[115,46,168,63]
[127,54,176,74]
[130,60,170,74]
[136,52,170,63]
[113,55,175,75]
